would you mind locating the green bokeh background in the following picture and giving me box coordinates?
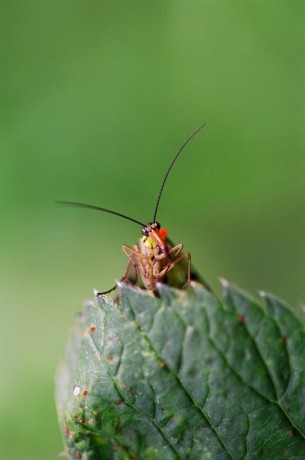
[1,1,304,459]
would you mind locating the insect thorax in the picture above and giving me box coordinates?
[142,235,158,249]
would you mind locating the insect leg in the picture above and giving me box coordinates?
[172,251,212,291]
[122,244,145,266]
[120,253,138,285]
[122,244,153,278]
[154,243,183,261]
[96,250,141,297]
[96,284,117,296]
[155,251,191,288]
[122,244,156,290]
[169,243,183,258]
[166,237,212,291]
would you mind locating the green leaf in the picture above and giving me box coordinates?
[56,282,305,459]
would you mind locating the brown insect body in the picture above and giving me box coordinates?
[58,122,210,295]
[121,223,190,291]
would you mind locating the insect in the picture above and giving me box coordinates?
[58,123,211,295]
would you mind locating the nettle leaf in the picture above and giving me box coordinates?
[56,282,305,459]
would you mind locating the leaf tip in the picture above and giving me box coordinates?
[219,277,229,289]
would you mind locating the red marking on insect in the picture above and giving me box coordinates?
[89,326,96,333]
[159,228,168,239]
[290,428,298,437]
[237,315,245,322]
[82,389,88,397]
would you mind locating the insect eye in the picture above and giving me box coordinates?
[155,222,161,230]
[142,228,149,236]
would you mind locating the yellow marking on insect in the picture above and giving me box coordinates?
[143,235,157,249]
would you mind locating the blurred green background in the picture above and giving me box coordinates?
[0,1,304,458]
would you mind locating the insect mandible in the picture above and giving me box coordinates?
[58,123,210,295]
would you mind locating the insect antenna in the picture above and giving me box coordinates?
[56,201,146,227]
[152,122,206,222]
